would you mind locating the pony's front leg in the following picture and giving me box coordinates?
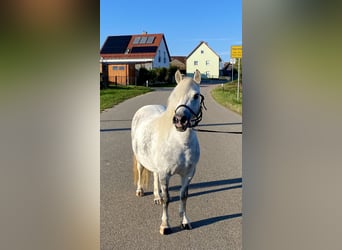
[159,173,171,235]
[153,172,162,205]
[179,173,194,230]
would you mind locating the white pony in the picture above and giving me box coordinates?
[131,70,205,235]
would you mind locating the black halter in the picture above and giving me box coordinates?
[174,94,207,128]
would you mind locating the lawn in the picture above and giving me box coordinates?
[100,85,153,111]
[211,81,242,115]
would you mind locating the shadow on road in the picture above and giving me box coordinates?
[138,178,242,202]
[139,178,242,201]
[169,213,242,234]
[133,180,242,234]
[170,178,242,191]
[191,213,242,229]
[198,122,242,127]
[100,122,242,133]
[169,178,242,202]
[101,119,132,122]
[100,127,131,132]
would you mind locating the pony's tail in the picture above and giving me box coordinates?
[133,155,150,189]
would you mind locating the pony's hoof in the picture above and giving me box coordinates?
[136,189,144,197]
[181,223,192,230]
[154,198,162,205]
[159,226,172,235]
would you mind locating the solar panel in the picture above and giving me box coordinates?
[100,35,132,54]
[146,36,155,44]
[131,46,158,53]
[139,36,148,44]
[133,36,141,44]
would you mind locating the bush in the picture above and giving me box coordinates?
[137,66,183,85]
[157,67,167,82]
[137,67,150,85]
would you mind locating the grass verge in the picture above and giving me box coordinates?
[100,85,153,111]
[211,81,242,115]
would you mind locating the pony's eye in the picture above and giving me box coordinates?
[193,94,200,100]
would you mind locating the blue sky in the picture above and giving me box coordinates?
[100,0,242,63]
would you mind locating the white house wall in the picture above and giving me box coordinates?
[186,43,220,78]
[152,38,170,68]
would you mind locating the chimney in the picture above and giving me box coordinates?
[142,31,147,35]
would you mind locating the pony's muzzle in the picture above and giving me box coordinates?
[173,114,189,132]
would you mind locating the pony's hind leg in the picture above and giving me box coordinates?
[133,156,145,197]
[153,172,162,205]
[136,162,144,197]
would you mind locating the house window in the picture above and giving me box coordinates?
[164,51,166,63]
[194,61,198,66]
[201,50,204,54]
[206,60,210,65]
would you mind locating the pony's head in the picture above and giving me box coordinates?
[170,70,206,132]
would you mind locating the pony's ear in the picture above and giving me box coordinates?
[175,70,182,84]
[193,70,201,84]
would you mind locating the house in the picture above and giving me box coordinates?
[170,56,187,73]
[100,32,171,85]
[186,41,222,79]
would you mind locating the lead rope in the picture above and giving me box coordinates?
[193,95,242,134]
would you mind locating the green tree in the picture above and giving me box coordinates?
[137,67,150,85]
[157,67,168,82]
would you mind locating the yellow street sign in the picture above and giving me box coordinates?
[231,45,242,58]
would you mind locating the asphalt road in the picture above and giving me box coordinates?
[100,83,242,250]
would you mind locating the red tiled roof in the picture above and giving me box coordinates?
[100,33,170,60]
[171,56,186,64]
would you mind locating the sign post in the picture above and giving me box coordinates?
[230,45,242,101]
[229,58,236,82]
[237,58,240,100]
